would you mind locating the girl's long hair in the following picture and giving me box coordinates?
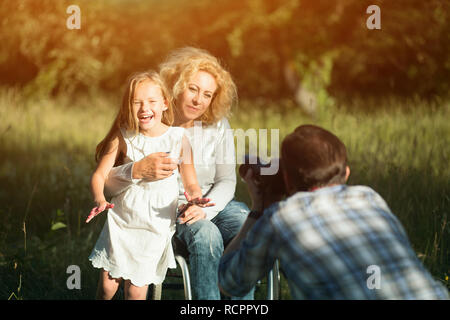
[95,71,174,163]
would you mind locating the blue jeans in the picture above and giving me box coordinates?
[175,200,255,300]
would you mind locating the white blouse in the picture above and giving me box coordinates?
[105,118,237,220]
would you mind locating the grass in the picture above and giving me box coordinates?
[0,89,449,299]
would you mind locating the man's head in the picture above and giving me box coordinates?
[281,124,350,194]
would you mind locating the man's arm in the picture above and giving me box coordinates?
[218,164,281,296]
[223,211,261,256]
[224,164,265,255]
[218,208,278,297]
[218,212,261,296]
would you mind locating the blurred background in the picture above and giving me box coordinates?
[0,0,449,299]
[1,0,449,101]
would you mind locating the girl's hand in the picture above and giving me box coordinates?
[183,192,215,208]
[86,201,115,223]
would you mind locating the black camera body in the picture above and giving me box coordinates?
[238,155,286,199]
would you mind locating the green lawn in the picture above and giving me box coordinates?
[0,90,448,299]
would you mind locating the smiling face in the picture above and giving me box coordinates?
[177,71,218,127]
[132,80,168,136]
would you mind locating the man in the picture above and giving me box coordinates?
[218,124,449,299]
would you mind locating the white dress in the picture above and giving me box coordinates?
[89,126,185,287]
[104,119,237,221]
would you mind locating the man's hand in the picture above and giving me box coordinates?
[242,168,264,211]
[133,152,178,181]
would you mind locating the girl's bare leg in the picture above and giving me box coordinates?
[96,269,122,300]
[124,280,149,300]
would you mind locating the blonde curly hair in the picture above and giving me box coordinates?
[159,47,237,125]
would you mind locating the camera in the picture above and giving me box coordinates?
[238,155,286,200]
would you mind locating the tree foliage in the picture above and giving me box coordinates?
[0,0,448,102]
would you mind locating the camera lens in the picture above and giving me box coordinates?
[239,163,250,179]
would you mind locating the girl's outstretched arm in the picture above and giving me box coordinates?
[87,135,122,223]
[178,135,214,225]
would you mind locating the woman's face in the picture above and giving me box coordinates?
[178,70,218,126]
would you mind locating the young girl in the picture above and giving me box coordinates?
[86,71,211,300]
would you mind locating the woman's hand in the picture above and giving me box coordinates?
[86,200,114,223]
[177,192,215,225]
[133,152,178,181]
[177,204,206,225]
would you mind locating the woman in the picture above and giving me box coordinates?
[104,47,254,300]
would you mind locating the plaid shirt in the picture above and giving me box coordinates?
[219,185,449,299]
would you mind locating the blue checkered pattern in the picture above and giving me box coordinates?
[219,185,449,299]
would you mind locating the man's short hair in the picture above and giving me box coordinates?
[281,124,347,192]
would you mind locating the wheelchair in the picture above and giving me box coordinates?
[148,237,281,300]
